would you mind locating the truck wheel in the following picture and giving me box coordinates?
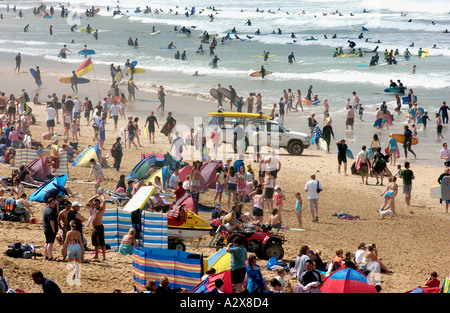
[264,242,284,259]
[288,141,304,155]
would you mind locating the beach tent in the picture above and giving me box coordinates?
[27,156,52,181]
[320,268,377,293]
[177,165,193,182]
[127,154,156,180]
[71,144,100,167]
[53,151,69,177]
[204,248,231,274]
[28,174,68,202]
[141,152,177,170]
[201,160,222,188]
[122,186,156,212]
[145,166,171,189]
[170,193,198,214]
[190,270,232,293]
[132,247,203,292]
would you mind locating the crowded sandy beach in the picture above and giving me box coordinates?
[0,2,449,295]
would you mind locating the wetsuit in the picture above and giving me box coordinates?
[439,104,449,124]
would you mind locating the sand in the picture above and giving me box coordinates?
[0,51,449,294]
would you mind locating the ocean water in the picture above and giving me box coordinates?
[0,0,449,165]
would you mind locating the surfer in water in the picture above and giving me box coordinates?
[259,65,266,78]
[288,52,296,63]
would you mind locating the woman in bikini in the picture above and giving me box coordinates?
[63,220,85,263]
[379,176,398,215]
[273,185,286,225]
[189,161,203,193]
[295,89,303,112]
[214,166,225,204]
[237,165,247,203]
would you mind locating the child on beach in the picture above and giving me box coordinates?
[294,192,303,229]
[358,104,364,121]
[70,119,78,142]
[273,185,285,224]
[411,124,417,138]
[63,111,71,139]
[214,166,224,204]
[269,208,282,229]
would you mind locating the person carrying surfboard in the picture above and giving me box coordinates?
[259,65,266,78]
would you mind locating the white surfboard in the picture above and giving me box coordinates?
[319,138,328,151]
[119,128,126,146]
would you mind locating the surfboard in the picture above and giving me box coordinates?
[30,68,42,86]
[421,48,428,58]
[249,70,272,77]
[78,49,95,56]
[119,128,126,146]
[210,88,220,100]
[208,112,271,120]
[305,38,318,41]
[402,95,417,104]
[301,98,312,105]
[417,116,423,124]
[312,100,321,105]
[59,77,90,84]
[80,27,97,33]
[441,176,450,201]
[114,71,123,82]
[346,148,354,159]
[199,33,218,39]
[384,87,406,93]
[319,138,328,151]
[125,67,146,74]
[386,110,393,126]
[430,185,441,198]
[217,87,233,100]
[253,54,276,58]
[143,127,149,138]
[392,134,419,145]
[150,30,161,36]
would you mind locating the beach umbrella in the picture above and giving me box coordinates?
[320,268,377,293]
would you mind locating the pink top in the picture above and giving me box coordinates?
[253,195,263,209]
[9,130,22,142]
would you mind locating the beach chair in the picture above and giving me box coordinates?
[104,189,130,206]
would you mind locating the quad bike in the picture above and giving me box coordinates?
[208,220,286,260]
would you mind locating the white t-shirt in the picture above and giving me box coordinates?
[440,148,450,162]
[357,150,369,163]
[45,107,56,120]
[110,104,120,117]
[168,174,180,189]
[73,99,81,113]
[304,179,322,199]
[355,249,365,264]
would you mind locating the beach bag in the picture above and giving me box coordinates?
[316,181,322,193]
[375,156,386,171]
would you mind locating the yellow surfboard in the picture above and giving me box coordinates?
[208,112,271,119]
[126,67,146,74]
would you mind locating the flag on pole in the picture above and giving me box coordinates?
[76,57,93,77]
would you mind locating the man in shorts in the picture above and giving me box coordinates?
[400,162,414,213]
[336,139,348,176]
[144,111,159,144]
[356,145,370,184]
[304,174,322,222]
[42,198,58,261]
[88,194,107,261]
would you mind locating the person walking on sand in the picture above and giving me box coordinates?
[304,174,322,222]
[14,53,21,73]
[400,161,415,213]
[379,176,398,216]
[144,111,159,144]
[336,139,348,176]
[403,125,416,159]
[63,220,85,264]
[88,193,107,261]
[356,145,370,185]
[42,197,58,261]
[157,86,165,112]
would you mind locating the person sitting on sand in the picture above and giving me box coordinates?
[118,228,137,255]
[361,243,393,276]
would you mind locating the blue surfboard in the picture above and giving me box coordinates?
[78,49,96,56]
[346,148,354,159]
[30,68,42,86]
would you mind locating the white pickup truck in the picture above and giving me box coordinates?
[208,112,311,155]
